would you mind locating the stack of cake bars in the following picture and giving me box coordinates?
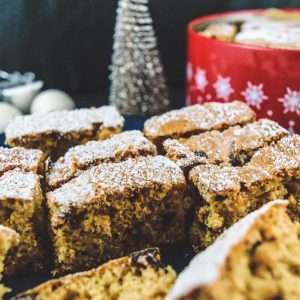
[1,102,300,300]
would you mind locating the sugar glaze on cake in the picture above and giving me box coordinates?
[167,200,288,300]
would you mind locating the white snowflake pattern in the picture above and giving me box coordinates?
[187,63,193,81]
[241,82,268,109]
[195,68,208,92]
[288,120,296,134]
[279,87,300,115]
[213,75,234,101]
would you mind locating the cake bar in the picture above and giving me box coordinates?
[0,170,47,275]
[248,135,300,220]
[189,164,287,251]
[144,101,256,146]
[13,248,176,300]
[5,106,124,159]
[47,156,191,274]
[47,130,157,190]
[0,147,45,177]
[164,119,288,171]
[168,200,300,300]
[0,226,19,299]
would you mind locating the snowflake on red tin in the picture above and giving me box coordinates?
[187,63,193,81]
[213,75,234,101]
[241,82,268,109]
[195,68,208,92]
[279,87,300,115]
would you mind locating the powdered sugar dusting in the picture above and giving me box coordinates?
[235,16,300,49]
[144,101,255,139]
[0,170,39,200]
[0,147,44,174]
[190,164,273,193]
[166,200,288,300]
[5,106,124,140]
[47,131,157,188]
[48,156,185,215]
[249,135,300,173]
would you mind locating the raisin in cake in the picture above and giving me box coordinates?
[14,248,176,300]
[167,200,300,300]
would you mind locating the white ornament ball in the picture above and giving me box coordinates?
[30,89,75,114]
[0,102,22,133]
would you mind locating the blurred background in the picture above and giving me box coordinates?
[1,0,300,109]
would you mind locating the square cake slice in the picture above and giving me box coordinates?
[47,156,191,274]
[0,147,46,177]
[164,119,288,172]
[0,226,19,299]
[47,130,157,190]
[248,135,300,220]
[13,248,176,300]
[0,170,47,275]
[167,200,300,300]
[144,101,256,146]
[189,164,287,251]
[5,106,124,159]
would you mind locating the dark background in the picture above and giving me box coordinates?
[1,0,300,108]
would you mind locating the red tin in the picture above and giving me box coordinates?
[187,9,300,133]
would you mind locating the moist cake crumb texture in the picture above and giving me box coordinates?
[0,170,47,275]
[168,200,300,300]
[47,156,191,274]
[0,225,19,299]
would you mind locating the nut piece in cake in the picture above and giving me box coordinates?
[0,170,46,275]
[189,164,287,251]
[0,147,46,177]
[13,248,176,300]
[5,106,124,159]
[167,200,300,300]
[200,23,237,41]
[247,135,300,220]
[47,130,157,190]
[144,101,256,146]
[164,119,288,171]
[47,156,191,275]
[0,226,19,299]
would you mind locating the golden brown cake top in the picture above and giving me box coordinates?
[189,164,273,193]
[47,130,157,189]
[248,135,300,172]
[0,147,44,176]
[0,170,40,201]
[166,200,288,300]
[5,106,124,140]
[144,101,256,140]
[47,156,185,216]
[177,119,288,164]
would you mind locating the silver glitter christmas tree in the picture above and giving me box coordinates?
[109,0,170,115]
